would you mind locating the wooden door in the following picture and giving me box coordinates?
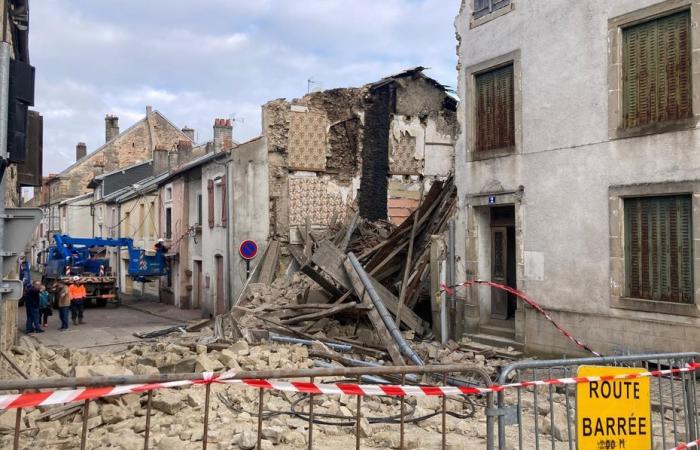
[491,227,509,320]
[215,256,224,315]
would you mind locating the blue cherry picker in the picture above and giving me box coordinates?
[42,234,168,307]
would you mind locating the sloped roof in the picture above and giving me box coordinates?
[368,66,455,94]
[157,150,228,186]
[57,110,192,178]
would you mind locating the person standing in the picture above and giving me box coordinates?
[69,277,86,325]
[24,281,42,333]
[56,282,70,331]
[39,285,51,327]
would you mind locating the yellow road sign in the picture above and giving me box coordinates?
[577,366,651,450]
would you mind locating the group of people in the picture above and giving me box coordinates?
[24,276,87,333]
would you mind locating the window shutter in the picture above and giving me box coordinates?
[207,179,214,229]
[623,11,691,129]
[221,175,228,228]
[474,0,490,18]
[475,64,514,152]
[625,195,692,303]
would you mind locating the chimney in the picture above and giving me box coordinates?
[105,115,119,143]
[76,142,87,161]
[213,118,233,152]
[181,126,195,142]
[146,105,153,116]
[153,145,170,175]
[176,140,193,166]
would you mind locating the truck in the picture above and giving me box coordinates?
[42,234,168,307]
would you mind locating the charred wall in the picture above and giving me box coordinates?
[359,84,394,221]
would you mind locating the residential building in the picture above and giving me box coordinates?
[263,67,457,244]
[28,109,193,267]
[45,108,192,203]
[455,0,700,355]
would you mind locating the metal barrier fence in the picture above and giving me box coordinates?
[0,363,492,450]
[1,353,697,449]
[487,352,699,450]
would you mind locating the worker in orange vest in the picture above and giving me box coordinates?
[68,276,87,325]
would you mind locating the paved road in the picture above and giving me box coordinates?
[17,294,203,350]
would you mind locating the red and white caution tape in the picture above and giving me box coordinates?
[441,280,602,357]
[0,364,696,411]
[0,371,235,410]
[672,440,700,450]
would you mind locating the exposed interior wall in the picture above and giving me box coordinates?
[263,73,457,238]
[359,84,393,221]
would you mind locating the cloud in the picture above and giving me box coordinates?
[29,0,461,174]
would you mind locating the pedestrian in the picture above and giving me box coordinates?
[39,285,52,327]
[24,281,42,333]
[56,282,70,331]
[69,277,86,325]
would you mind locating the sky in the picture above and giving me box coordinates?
[29,0,461,175]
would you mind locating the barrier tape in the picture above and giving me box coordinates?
[673,440,700,450]
[0,363,696,411]
[441,280,602,357]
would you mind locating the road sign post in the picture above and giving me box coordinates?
[239,240,258,279]
[577,366,651,450]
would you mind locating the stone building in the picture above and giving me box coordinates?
[455,0,700,355]
[263,67,457,244]
[45,107,193,203]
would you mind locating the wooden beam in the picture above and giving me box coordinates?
[281,302,358,325]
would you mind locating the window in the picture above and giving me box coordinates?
[196,194,203,226]
[165,207,172,240]
[165,185,173,202]
[475,64,515,152]
[207,179,215,229]
[622,11,691,129]
[474,0,510,19]
[624,195,693,303]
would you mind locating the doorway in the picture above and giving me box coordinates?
[215,255,224,315]
[490,206,517,320]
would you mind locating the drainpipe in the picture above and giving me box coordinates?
[116,203,121,292]
[225,159,232,311]
[347,252,424,366]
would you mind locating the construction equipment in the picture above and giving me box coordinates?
[42,234,168,306]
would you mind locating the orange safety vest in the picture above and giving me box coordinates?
[69,284,87,301]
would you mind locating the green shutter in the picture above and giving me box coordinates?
[623,11,691,129]
[475,64,514,152]
[625,195,693,303]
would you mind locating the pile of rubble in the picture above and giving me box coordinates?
[0,328,507,450]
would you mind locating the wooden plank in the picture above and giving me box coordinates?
[281,302,358,325]
[300,264,344,298]
[396,181,424,326]
[257,239,281,285]
[339,212,360,251]
[343,259,404,365]
[287,244,307,265]
[311,240,426,334]
[370,278,427,335]
[311,240,352,289]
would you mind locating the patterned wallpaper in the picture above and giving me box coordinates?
[288,177,346,226]
[287,111,328,171]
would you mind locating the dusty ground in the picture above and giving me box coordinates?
[16,294,201,350]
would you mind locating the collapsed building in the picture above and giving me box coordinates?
[263,67,458,244]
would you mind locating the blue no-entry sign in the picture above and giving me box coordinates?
[239,240,258,260]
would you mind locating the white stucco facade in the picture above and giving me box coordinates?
[455,0,700,355]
